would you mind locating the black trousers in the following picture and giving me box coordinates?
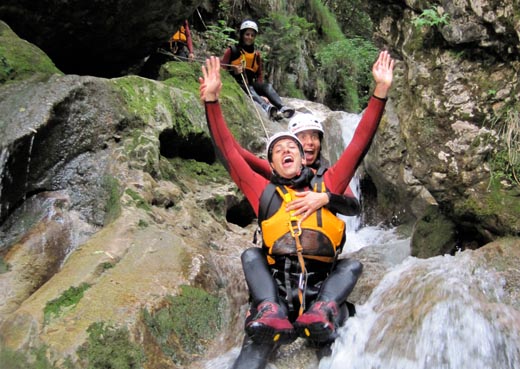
[242,82,285,111]
[233,247,363,369]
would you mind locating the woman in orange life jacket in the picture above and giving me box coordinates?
[221,20,295,120]
[200,51,394,368]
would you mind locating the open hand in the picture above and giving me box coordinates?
[372,50,395,99]
[286,191,329,222]
[199,56,222,102]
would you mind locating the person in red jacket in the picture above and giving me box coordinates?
[221,20,295,120]
[200,51,394,368]
[168,19,195,61]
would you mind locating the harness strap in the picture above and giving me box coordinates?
[280,186,308,316]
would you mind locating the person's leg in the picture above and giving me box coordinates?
[294,258,362,342]
[241,247,278,305]
[245,86,278,118]
[252,82,295,118]
[241,248,295,344]
[231,335,277,369]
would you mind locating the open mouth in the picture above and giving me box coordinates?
[304,150,314,161]
[282,155,294,166]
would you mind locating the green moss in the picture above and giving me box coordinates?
[143,285,222,364]
[454,179,520,234]
[124,188,152,212]
[0,345,61,369]
[0,256,9,273]
[138,219,149,228]
[111,76,175,126]
[43,283,91,324]
[102,175,122,224]
[164,157,230,185]
[160,61,202,94]
[77,321,145,369]
[0,21,62,85]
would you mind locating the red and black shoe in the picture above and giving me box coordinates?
[294,300,339,343]
[245,301,295,344]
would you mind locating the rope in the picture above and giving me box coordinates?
[158,50,270,140]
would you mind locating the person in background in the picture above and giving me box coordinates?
[168,19,195,61]
[221,19,295,120]
[200,51,394,368]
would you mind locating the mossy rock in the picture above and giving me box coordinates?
[0,20,62,85]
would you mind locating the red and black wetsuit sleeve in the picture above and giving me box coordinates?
[233,142,272,178]
[205,101,268,215]
[324,95,387,194]
[184,20,194,54]
[255,51,264,84]
[221,48,232,70]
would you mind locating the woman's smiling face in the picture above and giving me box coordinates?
[242,29,257,46]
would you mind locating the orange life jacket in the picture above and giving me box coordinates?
[229,46,260,84]
[260,183,345,265]
[170,26,187,43]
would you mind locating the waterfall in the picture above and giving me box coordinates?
[320,253,520,369]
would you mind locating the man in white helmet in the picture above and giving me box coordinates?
[221,19,295,120]
[199,51,394,368]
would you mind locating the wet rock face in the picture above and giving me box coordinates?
[0,0,203,77]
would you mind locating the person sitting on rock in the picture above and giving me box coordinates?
[221,19,295,120]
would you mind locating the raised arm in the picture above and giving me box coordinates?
[200,56,268,214]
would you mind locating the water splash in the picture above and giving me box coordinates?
[321,253,520,369]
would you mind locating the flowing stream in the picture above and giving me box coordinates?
[203,111,520,368]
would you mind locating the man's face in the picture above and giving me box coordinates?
[270,138,303,179]
[295,130,321,165]
[242,29,256,46]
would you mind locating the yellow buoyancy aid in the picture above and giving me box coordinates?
[260,185,345,265]
[230,48,260,76]
[171,26,187,43]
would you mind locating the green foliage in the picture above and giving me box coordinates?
[309,0,345,42]
[143,285,222,364]
[43,283,91,324]
[203,13,236,55]
[412,7,449,28]
[77,322,145,369]
[488,102,520,185]
[325,0,374,39]
[257,14,315,96]
[316,37,378,111]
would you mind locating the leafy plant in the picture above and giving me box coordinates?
[489,104,520,185]
[77,322,145,369]
[204,20,236,55]
[316,37,378,111]
[412,7,449,28]
[43,283,91,323]
[143,285,222,364]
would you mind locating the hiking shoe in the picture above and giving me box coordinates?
[294,300,339,343]
[245,301,295,344]
[280,106,295,119]
[268,105,279,120]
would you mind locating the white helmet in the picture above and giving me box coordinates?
[288,113,324,137]
[266,131,304,162]
[240,20,258,33]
